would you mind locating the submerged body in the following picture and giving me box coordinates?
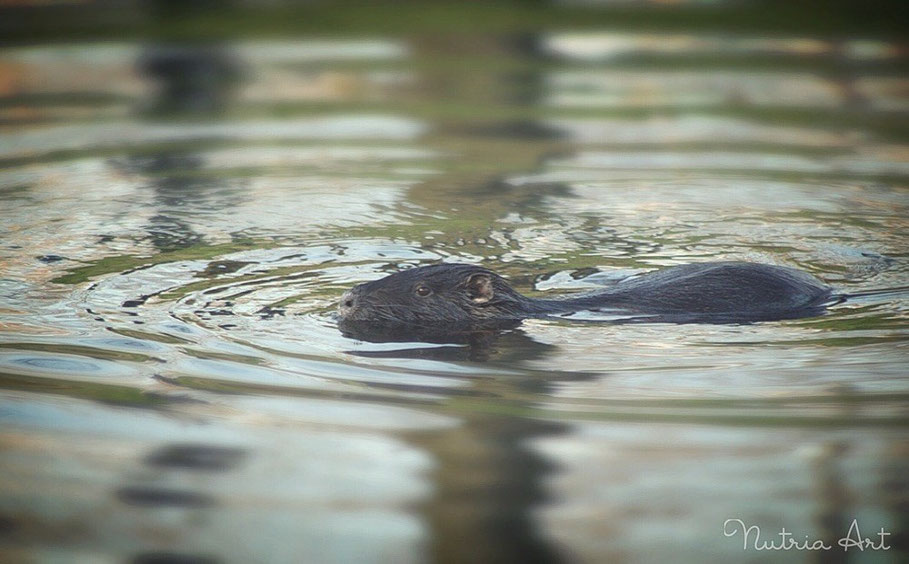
[338,262,835,328]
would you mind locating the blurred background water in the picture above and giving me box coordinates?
[1,1,907,563]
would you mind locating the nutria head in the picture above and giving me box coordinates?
[338,263,529,325]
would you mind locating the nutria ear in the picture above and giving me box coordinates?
[465,273,494,304]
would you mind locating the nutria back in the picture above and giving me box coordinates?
[338,262,833,328]
[569,262,833,320]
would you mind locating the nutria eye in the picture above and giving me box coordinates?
[415,286,432,297]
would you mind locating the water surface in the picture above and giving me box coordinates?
[1,17,908,564]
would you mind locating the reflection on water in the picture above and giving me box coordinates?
[1,5,908,563]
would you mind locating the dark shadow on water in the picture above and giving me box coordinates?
[132,553,220,564]
[454,120,564,141]
[144,443,247,472]
[410,398,571,563]
[811,440,851,564]
[139,0,242,115]
[138,43,242,116]
[0,515,19,536]
[416,416,569,564]
[115,486,216,508]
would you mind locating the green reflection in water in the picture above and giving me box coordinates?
[50,238,265,284]
[0,372,170,408]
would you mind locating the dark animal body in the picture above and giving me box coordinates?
[338,262,836,328]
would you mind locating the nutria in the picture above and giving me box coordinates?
[338,262,837,327]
